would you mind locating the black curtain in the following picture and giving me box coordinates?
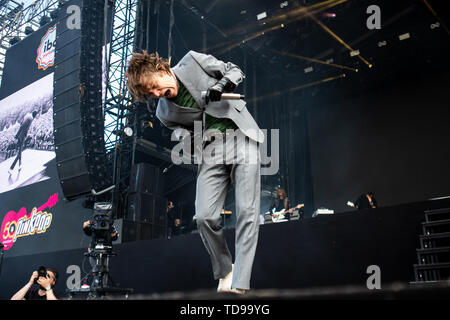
[253,64,315,218]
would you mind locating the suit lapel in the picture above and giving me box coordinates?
[172,57,207,109]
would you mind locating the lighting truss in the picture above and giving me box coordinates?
[0,0,59,85]
[103,0,138,152]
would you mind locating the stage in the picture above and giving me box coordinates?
[1,1,450,306]
[1,197,449,300]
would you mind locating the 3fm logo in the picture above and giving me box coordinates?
[36,24,57,70]
[1,193,59,251]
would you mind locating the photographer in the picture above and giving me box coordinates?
[11,267,58,300]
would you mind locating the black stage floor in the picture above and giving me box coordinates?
[124,281,450,300]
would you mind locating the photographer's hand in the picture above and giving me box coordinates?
[37,276,57,300]
[36,277,57,300]
[37,276,51,288]
[29,271,38,285]
[10,271,36,300]
[83,221,90,229]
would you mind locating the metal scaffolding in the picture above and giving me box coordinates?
[0,0,137,149]
[103,0,138,152]
[102,0,138,218]
[0,0,59,85]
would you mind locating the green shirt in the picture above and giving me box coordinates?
[169,79,238,132]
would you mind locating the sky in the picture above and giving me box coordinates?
[21,0,40,8]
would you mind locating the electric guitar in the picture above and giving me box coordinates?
[271,204,304,223]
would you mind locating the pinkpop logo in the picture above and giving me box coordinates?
[36,24,57,70]
[1,193,59,251]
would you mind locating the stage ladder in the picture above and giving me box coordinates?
[414,208,450,282]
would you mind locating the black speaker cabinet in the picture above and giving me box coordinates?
[53,0,111,199]
[127,192,168,226]
[129,162,165,195]
[114,219,166,242]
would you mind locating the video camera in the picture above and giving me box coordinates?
[91,202,113,231]
[87,202,116,248]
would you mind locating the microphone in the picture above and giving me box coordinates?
[201,91,245,101]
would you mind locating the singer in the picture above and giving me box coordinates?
[126,50,264,294]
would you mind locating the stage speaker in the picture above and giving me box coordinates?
[53,0,111,199]
[129,163,165,195]
[113,219,161,243]
[127,192,168,225]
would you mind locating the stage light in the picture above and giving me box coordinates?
[9,36,21,46]
[306,9,372,68]
[280,1,288,8]
[257,12,267,21]
[377,41,387,47]
[124,127,133,137]
[25,26,34,35]
[399,33,410,41]
[221,0,348,42]
[271,49,358,72]
[350,50,360,57]
[113,127,134,138]
[322,12,336,18]
[430,22,440,29]
[210,0,349,55]
[247,73,346,104]
[423,0,450,36]
[304,66,314,73]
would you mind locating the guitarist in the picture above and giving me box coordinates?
[269,188,293,221]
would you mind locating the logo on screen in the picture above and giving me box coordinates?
[1,193,59,251]
[36,24,57,70]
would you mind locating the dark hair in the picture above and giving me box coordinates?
[46,267,59,284]
[276,188,287,199]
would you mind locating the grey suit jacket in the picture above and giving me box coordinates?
[156,50,264,143]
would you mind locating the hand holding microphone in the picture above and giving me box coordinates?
[204,78,227,104]
[203,77,243,104]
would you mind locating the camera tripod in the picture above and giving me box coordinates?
[66,103,135,299]
[67,245,132,300]
[88,245,115,290]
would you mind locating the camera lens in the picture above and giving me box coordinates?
[34,266,46,284]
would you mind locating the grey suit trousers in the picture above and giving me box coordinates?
[194,130,261,290]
